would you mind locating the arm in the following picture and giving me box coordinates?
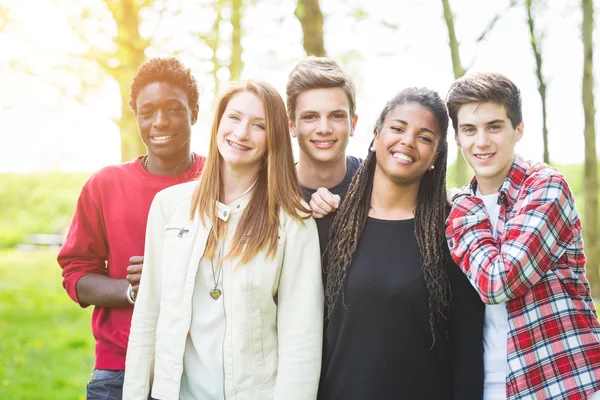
[57,182,130,307]
[446,257,484,400]
[123,196,165,400]
[274,216,324,400]
[446,173,576,304]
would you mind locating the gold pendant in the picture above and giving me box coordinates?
[210,288,222,300]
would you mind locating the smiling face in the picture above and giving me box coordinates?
[216,91,268,175]
[373,102,440,187]
[456,102,523,194]
[290,87,357,165]
[135,81,197,161]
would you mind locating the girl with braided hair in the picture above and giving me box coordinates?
[318,87,484,400]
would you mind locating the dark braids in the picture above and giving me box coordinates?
[324,87,451,345]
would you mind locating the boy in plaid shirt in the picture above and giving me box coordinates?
[446,72,600,400]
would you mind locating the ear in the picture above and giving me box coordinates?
[350,114,358,137]
[515,121,524,143]
[191,105,199,125]
[372,129,380,151]
[289,117,297,138]
[454,132,461,149]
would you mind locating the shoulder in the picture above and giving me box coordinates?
[279,200,316,234]
[346,155,363,173]
[521,168,573,202]
[153,180,198,216]
[79,160,139,200]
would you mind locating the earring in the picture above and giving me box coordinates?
[370,146,376,152]
[429,165,435,170]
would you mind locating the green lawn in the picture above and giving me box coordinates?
[0,249,94,400]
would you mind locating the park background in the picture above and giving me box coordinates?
[1,0,600,398]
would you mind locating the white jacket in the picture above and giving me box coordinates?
[123,181,324,400]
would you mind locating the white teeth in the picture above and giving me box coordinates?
[393,153,414,163]
[314,141,335,145]
[153,135,171,141]
[475,154,493,159]
[229,141,250,151]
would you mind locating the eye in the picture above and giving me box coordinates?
[169,107,184,112]
[462,127,476,134]
[253,123,265,130]
[229,114,241,121]
[489,124,501,131]
[301,114,316,120]
[332,113,345,119]
[139,110,152,117]
[419,135,433,143]
[391,126,404,133]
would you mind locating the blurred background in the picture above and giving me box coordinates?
[1,0,599,398]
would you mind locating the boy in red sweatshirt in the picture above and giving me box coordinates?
[58,57,205,399]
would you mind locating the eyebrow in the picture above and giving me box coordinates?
[299,109,348,114]
[229,108,265,121]
[458,119,506,128]
[392,119,436,135]
[138,98,184,108]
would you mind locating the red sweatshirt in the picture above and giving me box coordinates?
[58,155,205,370]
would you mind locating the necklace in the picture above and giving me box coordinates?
[209,241,224,300]
[142,153,196,169]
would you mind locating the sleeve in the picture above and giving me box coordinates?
[57,179,109,307]
[446,256,485,400]
[446,173,576,304]
[273,216,324,400]
[123,195,164,400]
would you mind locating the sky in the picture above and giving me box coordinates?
[0,0,597,173]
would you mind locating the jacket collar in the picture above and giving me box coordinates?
[215,180,256,222]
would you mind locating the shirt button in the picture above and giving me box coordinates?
[223,211,228,218]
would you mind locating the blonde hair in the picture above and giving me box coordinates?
[190,80,310,264]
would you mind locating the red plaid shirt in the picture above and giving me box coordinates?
[446,155,600,399]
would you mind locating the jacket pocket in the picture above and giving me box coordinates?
[164,222,192,238]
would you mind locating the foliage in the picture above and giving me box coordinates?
[0,172,91,248]
[0,249,94,399]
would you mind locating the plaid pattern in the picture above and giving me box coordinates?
[446,154,600,399]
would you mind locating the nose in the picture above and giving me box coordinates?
[316,117,333,135]
[475,130,491,148]
[233,121,250,140]
[400,129,417,148]
[152,109,169,129]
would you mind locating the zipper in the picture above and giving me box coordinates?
[177,228,189,238]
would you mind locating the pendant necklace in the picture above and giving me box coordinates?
[209,241,224,300]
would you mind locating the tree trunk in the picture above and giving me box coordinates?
[441,0,469,186]
[295,0,326,57]
[104,0,149,162]
[525,0,550,164]
[230,0,243,80]
[582,0,600,297]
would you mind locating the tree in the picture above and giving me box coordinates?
[68,0,152,161]
[230,0,244,80]
[295,0,326,56]
[581,0,599,296]
[525,0,550,164]
[441,0,469,187]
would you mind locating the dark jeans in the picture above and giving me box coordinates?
[86,369,125,400]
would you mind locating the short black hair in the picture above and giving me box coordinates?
[129,57,199,113]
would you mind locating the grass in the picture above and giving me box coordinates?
[0,249,94,400]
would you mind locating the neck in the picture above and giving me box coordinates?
[221,163,259,204]
[145,149,194,176]
[296,152,347,190]
[369,167,420,220]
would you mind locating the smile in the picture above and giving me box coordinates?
[311,140,336,148]
[151,134,173,142]
[392,152,415,163]
[474,153,495,160]
[228,140,251,151]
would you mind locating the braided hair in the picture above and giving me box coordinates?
[325,87,451,343]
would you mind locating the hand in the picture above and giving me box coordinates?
[447,187,470,205]
[126,256,144,295]
[309,187,341,219]
[526,160,556,175]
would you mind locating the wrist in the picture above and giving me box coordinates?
[126,283,136,305]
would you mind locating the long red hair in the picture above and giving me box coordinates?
[190,80,309,264]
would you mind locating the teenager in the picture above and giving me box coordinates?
[58,57,205,399]
[318,87,485,399]
[446,72,600,400]
[286,57,361,254]
[123,81,324,400]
